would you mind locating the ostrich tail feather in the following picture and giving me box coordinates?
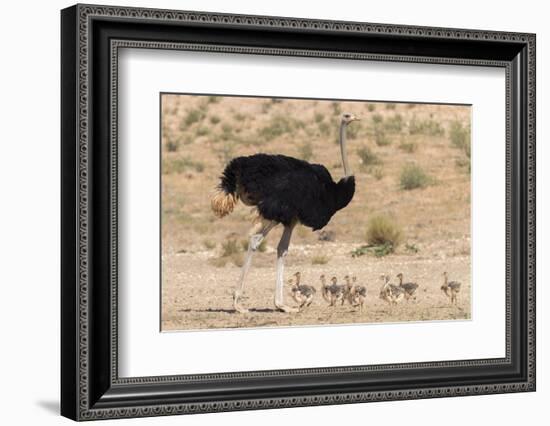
[211,190,238,218]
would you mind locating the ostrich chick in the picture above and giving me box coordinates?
[396,273,419,301]
[379,275,405,306]
[348,276,367,312]
[326,276,346,306]
[441,272,461,305]
[320,274,332,305]
[289,272,316,310]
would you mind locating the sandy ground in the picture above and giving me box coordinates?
[161,241,471,331]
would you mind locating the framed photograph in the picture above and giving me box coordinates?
[61,4,536,421]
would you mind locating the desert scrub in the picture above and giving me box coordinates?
[371,167,384,180]
[374,130,392,146]
[164,135,179,152]
[311,254,329,265]
[331,102,342,116]
[449,120,471,156]
[371,113,383,125]
[207,95,220,104]
[383,114,404,133]
[196,127,210,137]
[209,115,221,125]
[399,141,418,153]
[357,146,380,167]
[367,104,376,112]
[181,108,205,128]
[345,121,362,139]
[352,215,402,257]
[314,112,325,123]
[366,215,402,247]
[258,115,298,141]
[408,116,444,136]
[203,240,216,250]
[400,164,431,190]
[317,121,330,135]
[162,157,205,174]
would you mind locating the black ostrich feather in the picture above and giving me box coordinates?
[218,153,355,230]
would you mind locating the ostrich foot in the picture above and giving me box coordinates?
[233,291,249,314]
[274,301,299,313]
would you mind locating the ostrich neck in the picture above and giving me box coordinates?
[339,122,352,177]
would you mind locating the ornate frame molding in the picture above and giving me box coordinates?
[61,4,536,421]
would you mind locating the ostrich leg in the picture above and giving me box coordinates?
[233,219,276,314]
[274,223,299,313]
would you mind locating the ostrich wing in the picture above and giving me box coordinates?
[234,154,337,230]
[258,164,336,230]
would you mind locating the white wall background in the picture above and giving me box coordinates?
[0,0,546,424]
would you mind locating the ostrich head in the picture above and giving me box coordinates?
[330,276,338,285]
[352,275,357,283]
[341,113,360,125]
[320,274,326,285]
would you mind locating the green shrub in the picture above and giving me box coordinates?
[399,141,418,153]
[318,121,330,135]
[346,122,361,139]
[312,254,329,265]
[221,238,240,257]
[408,116,444,136]
[258,115,298,141]
[374,130,392,146]
[163,157,205,174]
[367,104,376,112]
[203,240,216,250]
[449,120,471,156]
[209,115,221,125]
[384,114,404,133]
[366,215,402,248]
[357,146,380,167]
[314,112,325,123]
[371,167,384,180]
[207,96,220,104]
[385,103,397,110]
[196,127,210,137]
[182,108,204,127]
[400,164,430,190]
[331,102,342,116]
[165,136,179,152]
[371,113,383,125]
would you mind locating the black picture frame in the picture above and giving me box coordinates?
[61,3,536,421]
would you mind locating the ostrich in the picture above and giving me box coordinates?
[350,276,367,312]
[211,113,359,313]
[379,275,405,306]
[441,271,461,305]
[288,272,316,310]
[396,272,419,301]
